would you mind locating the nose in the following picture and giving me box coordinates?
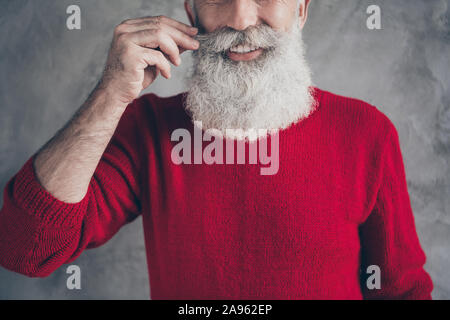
[226,0,259,31]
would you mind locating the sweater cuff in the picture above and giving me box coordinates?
[12,154,90,228]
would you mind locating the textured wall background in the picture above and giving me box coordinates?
[0,0,448,299]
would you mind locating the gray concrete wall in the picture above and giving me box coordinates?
[0,0,448,299]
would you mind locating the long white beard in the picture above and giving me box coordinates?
[184,21,316,141]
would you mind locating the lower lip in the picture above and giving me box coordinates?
[227,48,264,61]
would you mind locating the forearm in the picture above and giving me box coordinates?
[0,85,143,277]
[34,86,128,203]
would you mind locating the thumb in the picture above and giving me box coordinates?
[143,66,160,88]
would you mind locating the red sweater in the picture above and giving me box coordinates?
[0,87,433,299]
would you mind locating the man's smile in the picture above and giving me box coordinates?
[226,46,264,61]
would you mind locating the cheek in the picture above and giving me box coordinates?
[195,2,298,33]
[197,9,226,32]
[260,3,297,31]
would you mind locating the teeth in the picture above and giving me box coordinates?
[229,44,260,53]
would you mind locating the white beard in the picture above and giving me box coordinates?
[184,20,316,141]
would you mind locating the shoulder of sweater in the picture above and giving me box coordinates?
[123,91,188,131]
[316,87,397,139]
[132,91,186,116]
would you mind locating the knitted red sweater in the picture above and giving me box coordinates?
[0,87,433,299]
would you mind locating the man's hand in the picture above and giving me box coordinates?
[99,15,200,105]
[32,15,199,203]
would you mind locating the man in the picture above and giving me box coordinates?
[0,0,433,299]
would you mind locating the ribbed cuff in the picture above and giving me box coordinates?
[12,154,90,228]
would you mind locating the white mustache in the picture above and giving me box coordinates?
[194,25,282,54]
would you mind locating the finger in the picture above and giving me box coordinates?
[130,29,181,66]
[150,67,160,79]
[143,66,160,86]
[118,22,199,54]
[163,24,200,52]
[140,48,172,79]
[160,17,198,36]
[125,19,198,37]
[123,16,198,35]
[118,21,198,39]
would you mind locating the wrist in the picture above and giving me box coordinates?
[90,84,130,112]
[96,77,137,107]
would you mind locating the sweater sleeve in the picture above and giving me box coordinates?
[0,100,143,277]
[359,121,434,299]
